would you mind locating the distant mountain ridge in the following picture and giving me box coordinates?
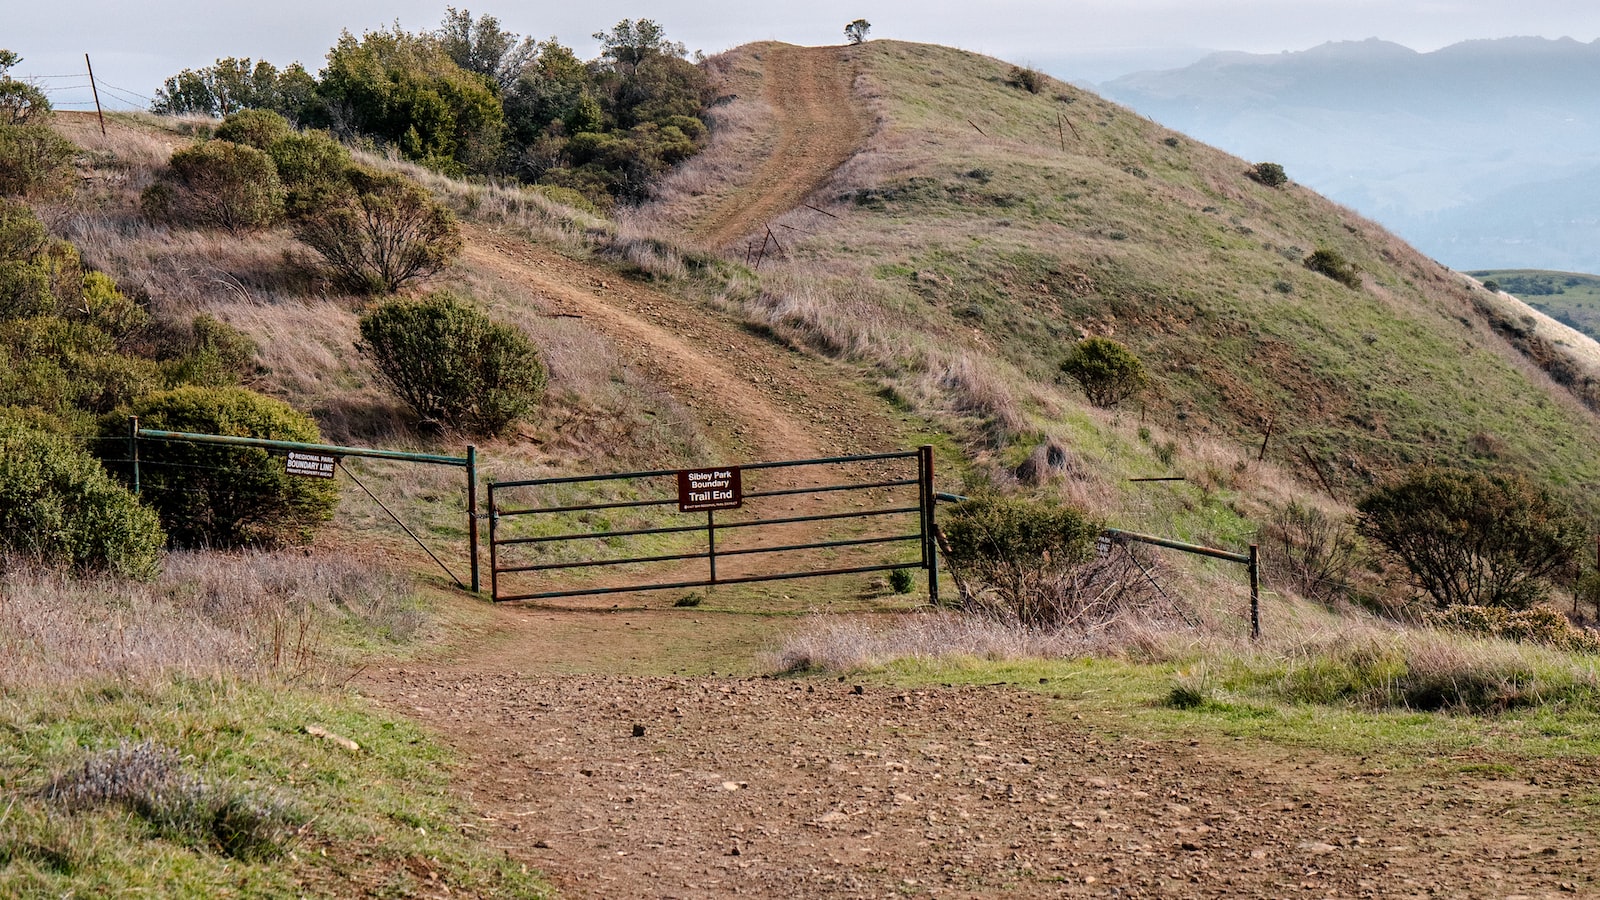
[1097,37,1600,273]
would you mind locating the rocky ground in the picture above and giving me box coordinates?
[359,665,1598,898]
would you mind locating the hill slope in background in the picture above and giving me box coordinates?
[644,40,1600,523]
[1097,37,1600,273]
[41,39,1600,544]
[1470,269,1600,342]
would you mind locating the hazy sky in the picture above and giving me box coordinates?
[9,0,1600,111]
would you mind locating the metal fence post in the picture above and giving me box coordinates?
[1249,543,1261,640]
[488,482,499,601]
[707,509,718,583]
[919,445,939,605]
[467,444,479,593]
[128,416,140,495]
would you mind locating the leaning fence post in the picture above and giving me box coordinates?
[128,415,140,495]
[467,445,480,593]
[1249,543,1261,640]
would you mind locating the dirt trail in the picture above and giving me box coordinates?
[462,225,888,464]
[361,670,1599,898]
[688,44,869,250]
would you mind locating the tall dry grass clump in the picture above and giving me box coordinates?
[0,551,422,689]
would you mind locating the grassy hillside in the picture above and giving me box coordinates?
[1470,268,1600,341]
[672,41,1600,517]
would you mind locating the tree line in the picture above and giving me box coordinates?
[152,10,710,207]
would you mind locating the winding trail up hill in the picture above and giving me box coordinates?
[684,44,869,250]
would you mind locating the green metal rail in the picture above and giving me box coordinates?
[129,418,481,591]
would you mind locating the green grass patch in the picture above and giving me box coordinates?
[856,641,1600,762]
[0,678,549,898]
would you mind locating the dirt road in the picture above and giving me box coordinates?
[461,225,889,464]
[687,44,869,250]
[361,667,1597,898]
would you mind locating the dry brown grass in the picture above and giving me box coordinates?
[769,610,1095,672]
[0,552,422,689]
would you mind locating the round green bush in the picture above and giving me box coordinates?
[0,412,163,577]
[941,495,1099,626]
[291,166,461,293]
[1059,336,1148,409]
[141,140,284,235]
[213,109,293,151]
[0,124,76,198]
[1357,466,1584,610]
[358,291,545,435]
[113,386,337,549]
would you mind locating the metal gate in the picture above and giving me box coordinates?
[487,447,938,603]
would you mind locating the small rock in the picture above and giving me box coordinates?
[632,724,646,737]
[852,685,864,695]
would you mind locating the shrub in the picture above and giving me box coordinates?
[1304,248,1361,288]
[940,495,1099,627]
[1428,604,1600,654]
[265,130,349,216]
[158,314,261,387]
[142,140,284,235]
[213,108,293,150]
[1059,336,1147,408]
[1007,66,1045,94]
[0,123,76,197]
[1,315,162,421]
[0,412,163,577]
[42,740,300,860]
[1357,466,1584,610]
[1248,161,1287,187]
[292,166,462,293]
[358,291,546,435]
[111,386,338,549]
[1263,501,1358,604]
[844,19,871,45]
[0,52,50,126]
[888,568,913,594]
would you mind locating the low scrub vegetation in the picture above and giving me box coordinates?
[40,740,301,861]
[936,494,1174,630]
[1247,161,1288,187]
[1303,247,1361,288]
[0,51,75,198]
[291,165,462,293]
[358,290,546,435]
[142,140,285,235]
[1059,336,1147,409]
[1006,65,1046,94]
[106,386,338,549]
[0,413,164,577]
[1357,465,1584,610]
